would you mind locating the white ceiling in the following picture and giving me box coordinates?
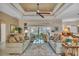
[0,3,23,19]
[0,3,79,22]
[56,4,79,21]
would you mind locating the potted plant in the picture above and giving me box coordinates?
[15,27,22,33]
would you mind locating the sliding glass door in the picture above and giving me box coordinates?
[29,26,51,44]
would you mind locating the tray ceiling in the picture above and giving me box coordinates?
[20,3,58,12]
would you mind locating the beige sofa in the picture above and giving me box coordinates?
[6,33,30,54]
[49,33,62,54]
[6,40,30,54]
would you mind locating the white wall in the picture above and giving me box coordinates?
[0,3,23,20]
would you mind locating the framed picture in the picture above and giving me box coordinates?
[10,24,16,33]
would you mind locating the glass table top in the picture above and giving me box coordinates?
[33,38,44,44]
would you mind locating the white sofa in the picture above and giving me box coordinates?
[6,40,30,54]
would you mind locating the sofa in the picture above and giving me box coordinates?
[6,40,30,54]
[6,33,30,54]
[49,33,63,54]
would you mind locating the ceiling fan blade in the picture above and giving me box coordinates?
[37,12,44,18]
[39,13,44,18]
[38,12,50,14]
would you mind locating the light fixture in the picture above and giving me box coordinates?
[25,30,28,33]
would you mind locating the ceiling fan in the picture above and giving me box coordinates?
[36,3,51,18]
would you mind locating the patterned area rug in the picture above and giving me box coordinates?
[22,43,56,56]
